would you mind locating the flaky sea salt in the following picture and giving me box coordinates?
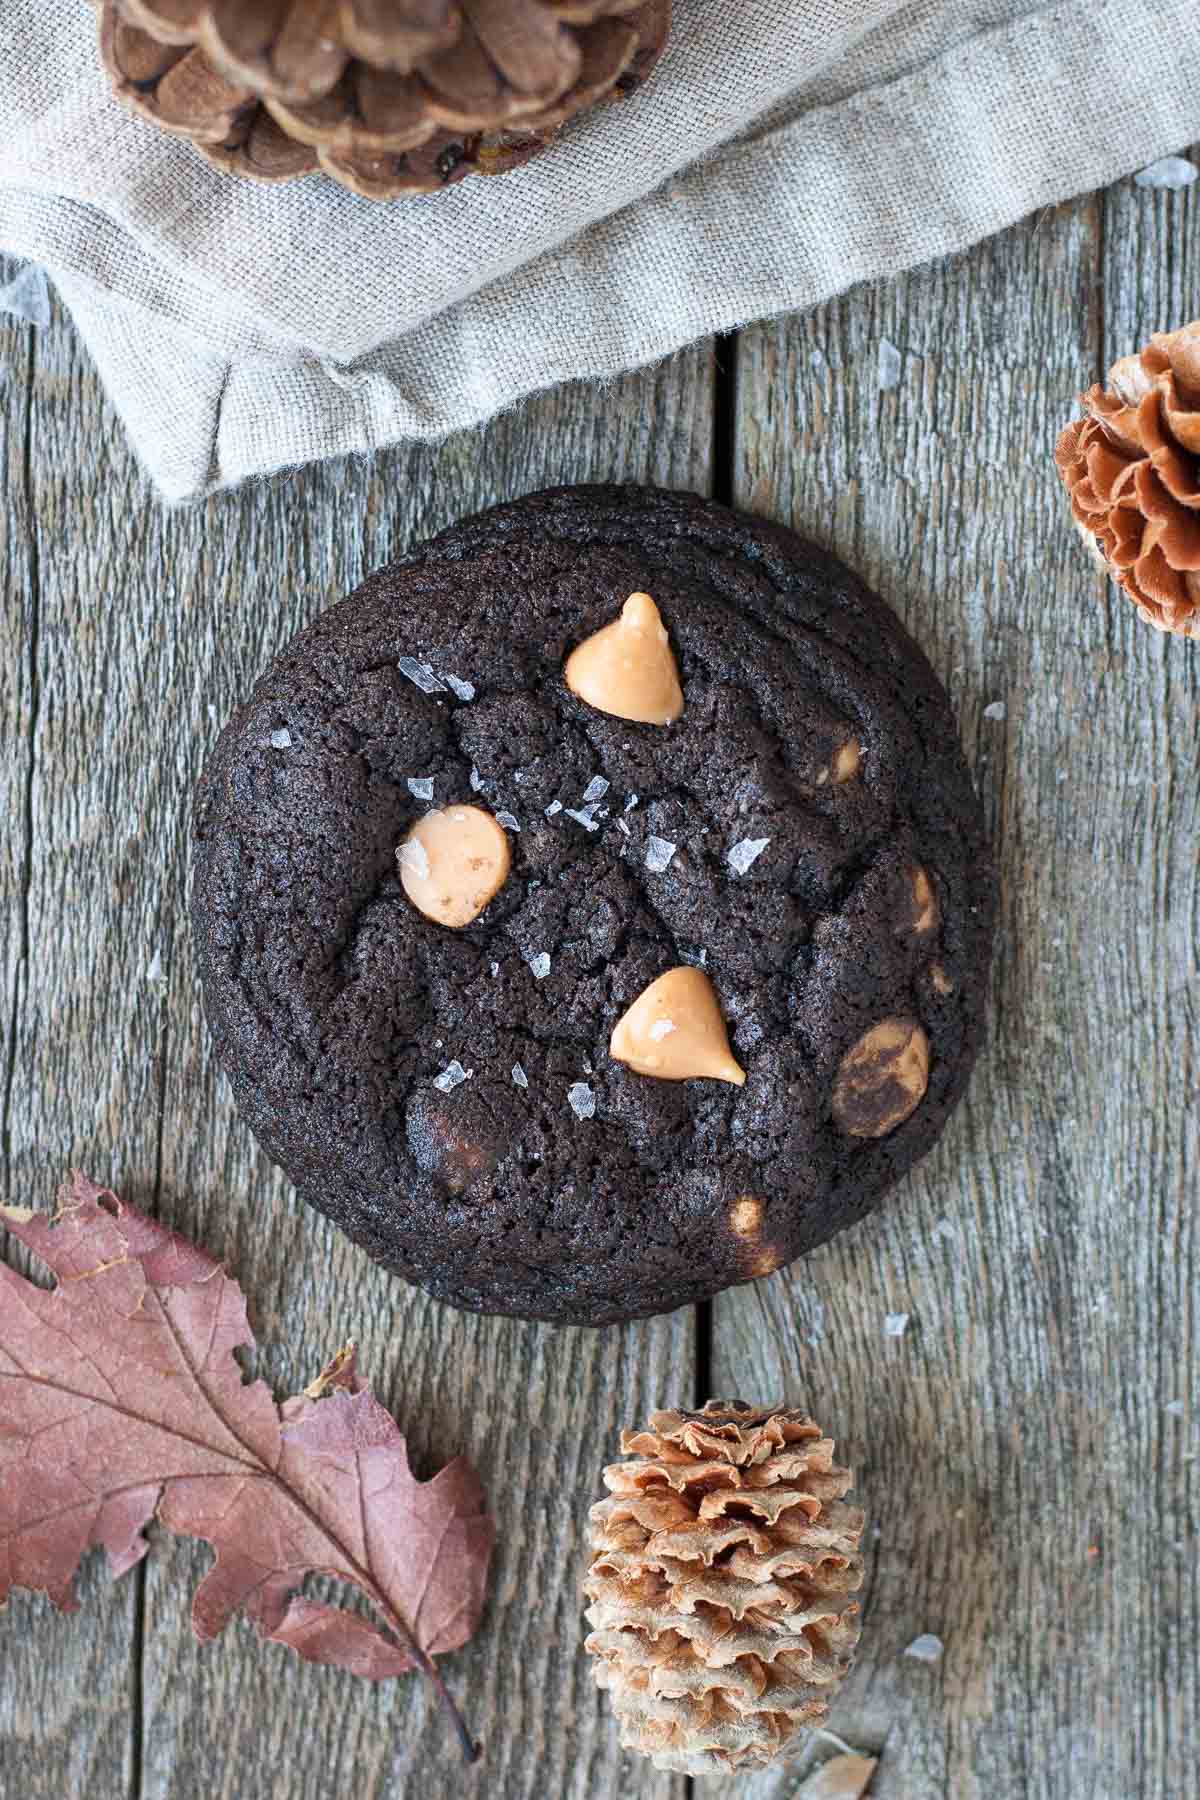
[407,776,434,801]
[269,728,292,749]
[645,836,676,873]
[616,818,631,837]
[544,800,563,817]
[568,1082,596,1120]
[648,1019,676,1041]
[442,672,476,701]
[878,338,903,390]
[495,811,521,832]
[884,1312,909,1337]
[565,805,600,832]
[1135,155,1198,191]
[397,657,444,694]
[490,961,499,977]
[728,837,770,875]
[625,793,639,812]
[582,775,610,804]
[470,766,483,791]
[983,700,1007,721]
[398,839,429,880]
[903,1634,944,1664]
[512,1063,529,1089]
[529,952,551,980]
[433,1060,471,1092]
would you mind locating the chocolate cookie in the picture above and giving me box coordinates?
[192,486,994,1325]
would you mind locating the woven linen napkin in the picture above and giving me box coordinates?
[0,0,1197,503]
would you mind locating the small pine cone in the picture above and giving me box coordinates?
[1056,321,1200,638]
[98,0,671,199]
[584,1400,866,1776]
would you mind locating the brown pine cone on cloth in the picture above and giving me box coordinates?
[1056,321,1200,639]
[97,0,672,198]
[584,1400,866,1776]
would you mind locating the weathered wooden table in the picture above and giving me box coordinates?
[2,149,1197,1800]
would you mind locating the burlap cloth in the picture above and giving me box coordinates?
[0,1,1196,502]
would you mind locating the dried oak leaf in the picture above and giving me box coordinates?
[0,1173,493,1757]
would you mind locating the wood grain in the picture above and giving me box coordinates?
[0,255,141,1800]
[0,304,710,1800]
[711,169,1199,1799]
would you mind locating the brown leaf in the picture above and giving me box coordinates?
[0,1173,493,1757]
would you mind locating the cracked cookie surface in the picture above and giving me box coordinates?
[192,486,994,1324]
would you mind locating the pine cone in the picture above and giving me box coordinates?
[98,0,671,198]
[584,1400,866,1776]
[1056,321,1200,638]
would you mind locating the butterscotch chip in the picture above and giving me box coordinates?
[832,1016,929,1138]
[611,966,746,1086]
[904,865,940,936]
[930,962,954,996]
[833,737,862,782]
[730,1195,764,1237]
[565,592,684,725]
[397,805,511,928]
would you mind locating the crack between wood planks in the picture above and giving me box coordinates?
[1,325,39,1197]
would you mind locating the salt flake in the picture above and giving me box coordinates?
[398,839,430,880]
[1135,156,1198,191]
[495,811,521,832]
[568,1082,596,1120]
[407,776,434,800]
[903,1633,944,1664]
[983,701,1006,722]
[470,766,484,791]
[645,836,677,873]
[490,961,499,977]
[648,1019,676,1041]
[433,1060,471,1092]
[544,800,563,817]
[512,1063,529,1089]
[884,1312,909,1337]
[269,728,292,749]
[582,776,610,804]
[728,837,770,875]
[625,794,639,812]
[878,338,903,391]
[397,657,445,694]
[442,672,476,701]
[616,818,631,837]
[565,805,600,832]
[529,952,551,980]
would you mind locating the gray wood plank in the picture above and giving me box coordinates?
[0,259,139,1800]
[711,180,1199,1800]
[2,304,710,1798]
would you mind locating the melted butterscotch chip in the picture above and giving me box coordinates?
[611,966,746,1085]
[730,1195,764,1237]
[397,804,511,928]
[832,1016,929,1138]
[910,864,935,936]
[930,962,954,997]
[833,737,862,782]
[748,1244,783,1278]
[564,592,684,725]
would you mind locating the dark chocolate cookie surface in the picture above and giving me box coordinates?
[192,486,994,1325]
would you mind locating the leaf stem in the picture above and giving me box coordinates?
[416,1650,479,1763]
